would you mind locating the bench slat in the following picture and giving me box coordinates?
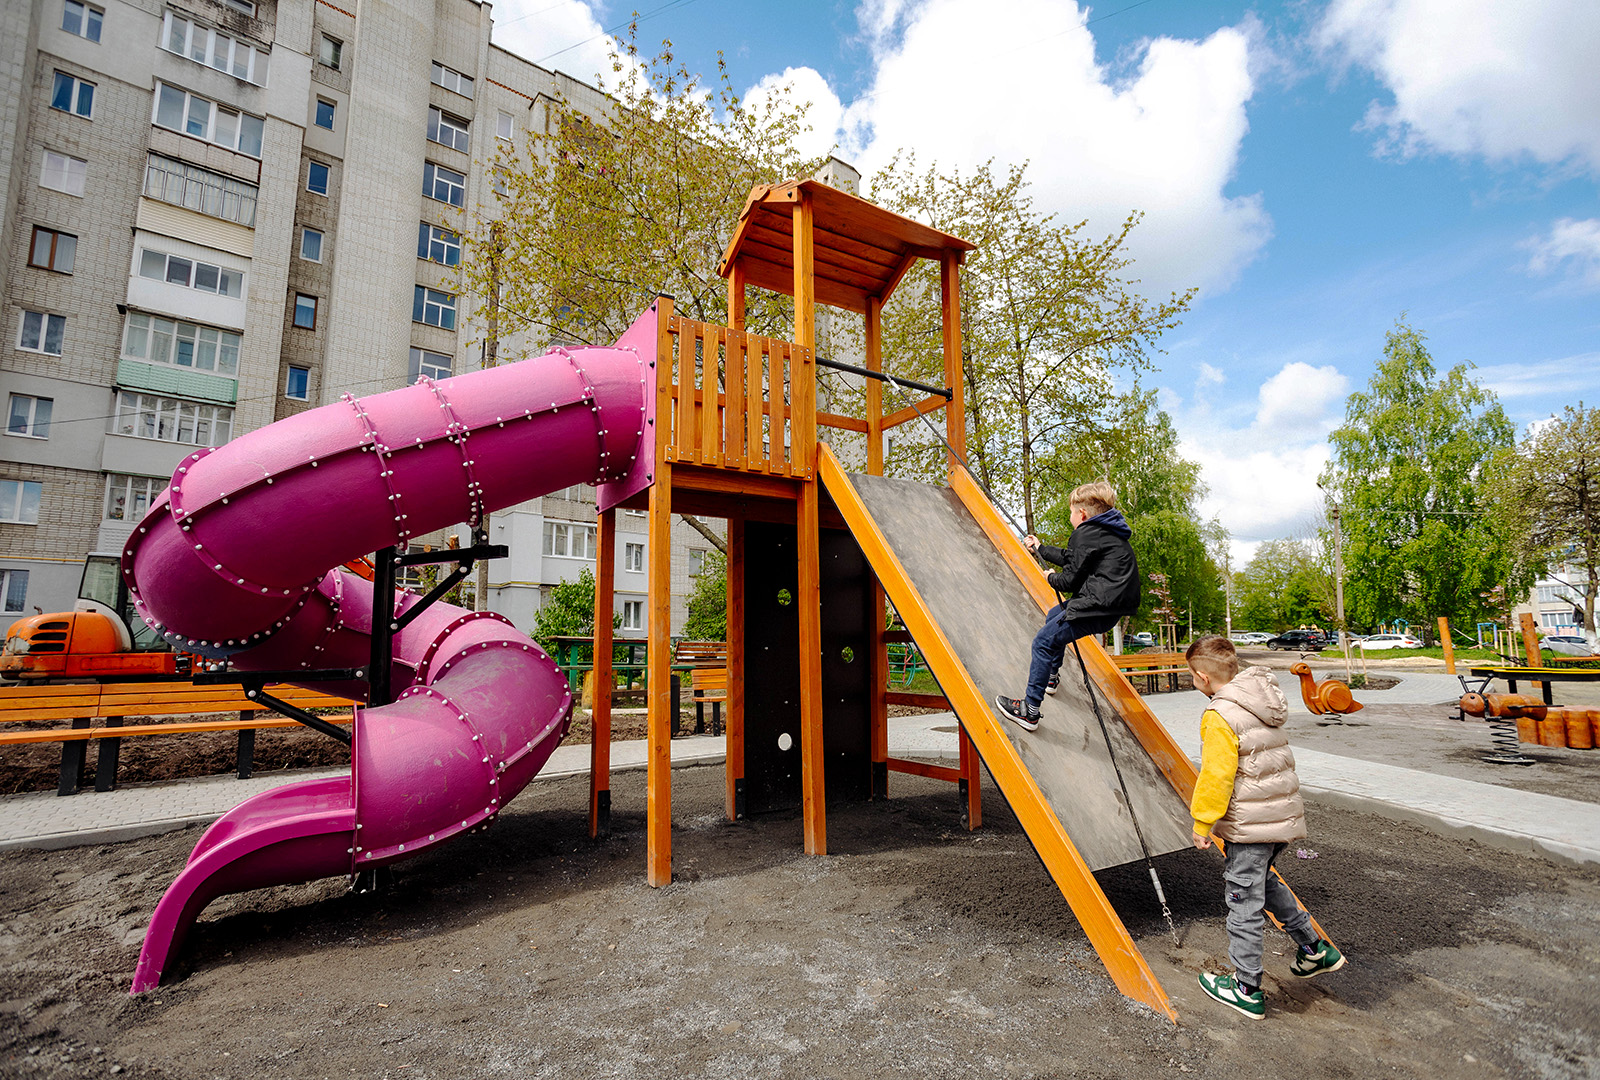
[0,714,354,745]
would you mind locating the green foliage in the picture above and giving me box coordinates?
[681,549,728,641]
[863,157,1194,526]
[1321,319,1518,631]
[463,32,825,347]
[529,568,618,657]
[1487,403,1600,633]
[1234,539,1328,632]
[1037,390,1225,634]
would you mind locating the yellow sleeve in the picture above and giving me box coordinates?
[1189,709,1239,836]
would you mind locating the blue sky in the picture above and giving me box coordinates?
[492,0,1600,562]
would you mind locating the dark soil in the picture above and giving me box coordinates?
[2,764,1597,1079]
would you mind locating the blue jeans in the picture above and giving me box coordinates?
[1223,841,1318,985]
[1026,608,1119,708]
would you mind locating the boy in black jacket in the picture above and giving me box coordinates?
[995,481,1141,731]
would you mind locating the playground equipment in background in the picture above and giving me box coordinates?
[123,179,1330,1021]
[123,308,658,993]
[1289,662,1364,722]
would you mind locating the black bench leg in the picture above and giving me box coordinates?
[695,698,706,735]
[58,718,90,796]
[94,718,123,792]
[712,700,722,737]
[670,675,681,737]
[237,724,256,779]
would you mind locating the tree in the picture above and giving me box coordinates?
[867,157,1195,532]
[1490,403,1600,633]
[681,549,728,640]
[529,568,618,656]
[463,32,824,348]
[1037,390,1225,635]
[1321,319,1518,631]
[1233,539,1328,632]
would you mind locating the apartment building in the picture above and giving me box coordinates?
[1517,558,1594,637]
[0,0,706,633]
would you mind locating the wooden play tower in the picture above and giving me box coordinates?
[586,179,977,879]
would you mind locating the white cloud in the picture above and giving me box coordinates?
[491,0,620,87]
[1524,218,1600,288]
[1474,352,1600,402]
[744,67,847,161]
[1196,362,1226,389]
[1169,361,1347,560]
[839,0,1270,296]
[1318,0,1600,173]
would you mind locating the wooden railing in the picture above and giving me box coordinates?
[662,315,814,478]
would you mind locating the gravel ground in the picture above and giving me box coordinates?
[3,763,1599,1079]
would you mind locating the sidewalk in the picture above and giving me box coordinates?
[5,671,1599,867]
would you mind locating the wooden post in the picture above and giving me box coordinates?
[1520,612,1544,691]
[865,296,884,476]
[725,517,746,820]
[646,298,676,886]
[728,263,746,332]
[590,508,615,838]
[1438,615,1455,675]
[959,725,982,830]
[940,251,966,473]
[793,191,827,855]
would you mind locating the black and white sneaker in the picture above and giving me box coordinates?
[994,695,1040,731]
[1046,672,1061,695]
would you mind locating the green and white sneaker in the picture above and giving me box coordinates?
[1290,939,1346,979]
[1198,972,1265,1020]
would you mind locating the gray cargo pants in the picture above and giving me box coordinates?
[1223,841,1319,986]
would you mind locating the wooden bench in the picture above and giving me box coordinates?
[1109,651,1190,694]
[673,640,728,735]
[0,681,356,796]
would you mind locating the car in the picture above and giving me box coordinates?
[1265,629,1332,652]
[1230,632,1272,646]
[1127,631,1157,648]
[1544,634,1597,657]
[1358,633,1423,651]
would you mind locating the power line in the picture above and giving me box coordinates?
[534,0,705,67]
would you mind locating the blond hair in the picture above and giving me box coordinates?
[1185,635,1239,682]
[1071,481,1117,517]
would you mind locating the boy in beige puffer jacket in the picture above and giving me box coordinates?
[1185,635,1345,1019]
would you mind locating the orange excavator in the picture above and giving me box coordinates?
[2,553,184,682]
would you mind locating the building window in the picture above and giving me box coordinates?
[542,520,596,559]
[306,160,330,196]
[28,226,76,273]
[144,153,258,227]
[412,286,456,330]
[51,72,95,118]
[103,474,162,521]
[293,294,318,329]
[408,347,452,382]
[121,313,240,377]
[624,542,644,573]
[430,62,473,98]
[114,392,233,446]
[62,0,102,41]
[219,0,255,13]
[621,600,643,631]
[137,248,244,298]
[160,12,269,85]
[300,227,323,262]
[491,167,511,198]
[18,311,66,355]
[0,480,43,525]
[7,395,53,438]
[40,150,87,197]
[152,81,264,157]
[497,110,514,141]
[688,548,706,576]
[416,223,460,266]
[318,34,342,69]
[285,365,309,400]
[422,162,465,207]
[1,569,28,613]
[314,98,335,130]
[427,106,469,153]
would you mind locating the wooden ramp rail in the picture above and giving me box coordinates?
[0,681,355,795]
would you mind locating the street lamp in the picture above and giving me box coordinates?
[1317,479,1352,681]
